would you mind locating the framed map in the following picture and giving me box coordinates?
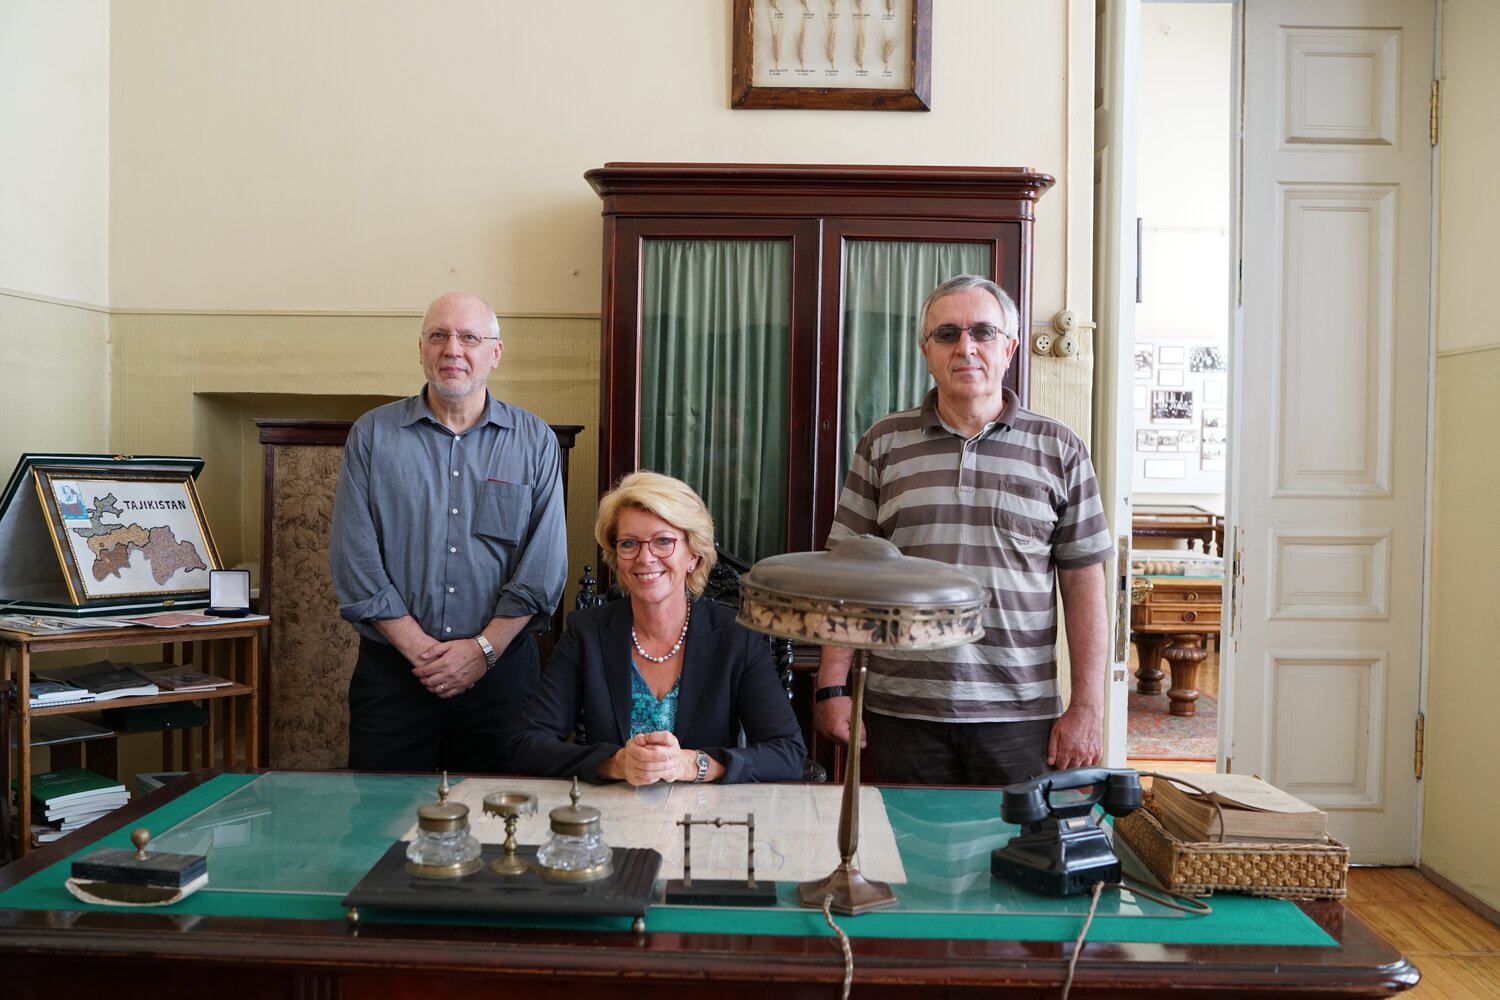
[32,468,222,603]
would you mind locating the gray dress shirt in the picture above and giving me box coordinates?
[330,390,567,647]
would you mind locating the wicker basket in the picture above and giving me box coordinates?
[1115,804,1349,900]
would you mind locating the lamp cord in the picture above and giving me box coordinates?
[820,894,853,1000]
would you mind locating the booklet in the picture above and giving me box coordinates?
[48,660,159,701]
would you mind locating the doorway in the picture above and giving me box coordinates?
[1125,2,1234,766]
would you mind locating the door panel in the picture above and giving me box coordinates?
[1233,0,1432,862]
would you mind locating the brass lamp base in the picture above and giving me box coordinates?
[797,862,897,915]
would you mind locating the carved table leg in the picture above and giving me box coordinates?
[1161,633,1207,716]
[1130,632,1166,695]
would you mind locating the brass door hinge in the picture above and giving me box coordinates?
[1430,80,1440,146]
[1414,712,1425,779]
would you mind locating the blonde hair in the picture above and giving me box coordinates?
[595,471,717,598]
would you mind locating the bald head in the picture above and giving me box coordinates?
[418,292,503,402]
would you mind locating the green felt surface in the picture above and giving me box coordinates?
[0,773,1334,947]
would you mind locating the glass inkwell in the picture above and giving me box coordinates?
[535,776,613,881]
[405,773,482,878]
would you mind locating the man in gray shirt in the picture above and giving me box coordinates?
[330,292,567,773]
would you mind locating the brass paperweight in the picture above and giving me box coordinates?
[482,790,538,875]
[536,776,613,882]
[405,772,483,878]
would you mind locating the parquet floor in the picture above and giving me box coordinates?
[1127,650,1500,997]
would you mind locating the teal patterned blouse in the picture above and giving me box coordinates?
[629,657,680,735]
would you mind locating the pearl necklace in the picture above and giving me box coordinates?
[632,600,691,664]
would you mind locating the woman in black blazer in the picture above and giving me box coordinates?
[510,472,805,784]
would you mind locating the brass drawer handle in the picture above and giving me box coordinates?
[1184,592,1199,602]
[1182,610,1198,623]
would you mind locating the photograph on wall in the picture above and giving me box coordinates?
[32,468,222,603]
[1150,389,1194,423]
[1158,368,1185,387]
[1203,409,1225,430]
[1190,345,1227,373]
[1134,344,1154,379]
[1204,379,1225,404]
[1136,429,1160,451]
[1143,458,1186,479]
[1157,345,1185,366]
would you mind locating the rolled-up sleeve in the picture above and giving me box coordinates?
[329,418,411,626]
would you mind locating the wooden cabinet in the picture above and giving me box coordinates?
[587,163,1054,562]
[1,619,264,857]
[1129,576,1222,717]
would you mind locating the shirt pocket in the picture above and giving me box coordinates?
[991,479,1057,552]
[474,480,532,544]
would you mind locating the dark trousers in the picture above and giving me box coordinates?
[347,634,539,774]
[862,712,1054,786]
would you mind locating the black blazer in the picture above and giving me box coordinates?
[509,598,806,783]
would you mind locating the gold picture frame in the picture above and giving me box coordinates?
[731,0,931,111]
[33,466,222,605]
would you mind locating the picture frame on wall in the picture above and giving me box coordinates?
[1151,389,1194,423]
[1158,368,1185,387]
[1134,344,1154,379]
[732,0,932,111]
[1157,345,1185,366]
[1190,345,1227,372]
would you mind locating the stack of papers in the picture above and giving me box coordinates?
[20,677,96,708]
[43,660,159,701]
[27,767,131,839]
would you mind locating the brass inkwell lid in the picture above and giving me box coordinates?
[405,773,483,878]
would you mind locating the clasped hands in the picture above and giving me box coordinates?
[411,637,487,700]
[612,731,695,786]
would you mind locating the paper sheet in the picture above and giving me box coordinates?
[412,778,907,884]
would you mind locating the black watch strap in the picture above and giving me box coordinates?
[815,684,852,703]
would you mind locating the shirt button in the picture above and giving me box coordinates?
[449,547,457,553]
[447,586,455,593]
[444,627,452,634]
[451,508,459,515]
[452,470,459,477]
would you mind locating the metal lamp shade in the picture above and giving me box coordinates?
[737,535,986,651]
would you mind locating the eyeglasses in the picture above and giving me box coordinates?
[615,536,678,559]
[924,323,1008,345]
[423,330,499,349]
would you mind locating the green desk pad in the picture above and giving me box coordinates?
[0,772,1334,947]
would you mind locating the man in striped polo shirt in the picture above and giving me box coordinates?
[813,275,1113,785]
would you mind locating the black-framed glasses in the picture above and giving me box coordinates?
[924,323,1007,345]
[423,330,499,348]
[615,536,678,559]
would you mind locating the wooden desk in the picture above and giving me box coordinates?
[0,620,264,857]
[1133,503,1223,556]
[0,771,1417,998]
[1130,575,1221,716]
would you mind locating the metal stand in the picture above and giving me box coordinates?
[663,813,776,906]
[797,661,896,915]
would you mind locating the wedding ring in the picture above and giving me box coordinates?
[439,683,447,692]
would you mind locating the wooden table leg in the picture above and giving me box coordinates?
[1130,632,1166,694]
[1161,633,1207,716]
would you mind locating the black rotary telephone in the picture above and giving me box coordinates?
[990,767,1143,896]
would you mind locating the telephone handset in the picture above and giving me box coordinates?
[991,767,1143,896]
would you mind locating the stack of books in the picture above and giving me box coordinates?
[18,676,97,708]
[1149,772,1328,844]
[50,660,160,700]
[26,767,131,844]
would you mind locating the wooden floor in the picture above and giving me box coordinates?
[1126,649,1500,998]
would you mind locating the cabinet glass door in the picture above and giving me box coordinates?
[837,239,994,489]
[639,238,792,563]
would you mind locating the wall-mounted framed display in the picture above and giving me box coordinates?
[732,0,932,110]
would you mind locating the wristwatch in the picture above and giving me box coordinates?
[814,684,852,703]
[693,749,710,783]
[473,633,498,670]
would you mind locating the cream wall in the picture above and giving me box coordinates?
[94,0,1097,597]
[0,0,111,476]
[1423,0,1500,916]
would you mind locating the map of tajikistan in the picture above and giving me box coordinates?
[70,492,208,585]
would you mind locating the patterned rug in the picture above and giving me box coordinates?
[1127,690,1218,760]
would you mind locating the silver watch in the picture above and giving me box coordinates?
[694,749,710,783]
[474,633,497,669]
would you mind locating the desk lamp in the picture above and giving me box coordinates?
[738,535,985,915]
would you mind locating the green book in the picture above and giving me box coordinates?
[25,767,128,810]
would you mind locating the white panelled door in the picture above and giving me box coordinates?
[1232,0,1433,862]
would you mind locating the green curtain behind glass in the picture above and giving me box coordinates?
[838,241,994,489]
[641,239,791,563]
